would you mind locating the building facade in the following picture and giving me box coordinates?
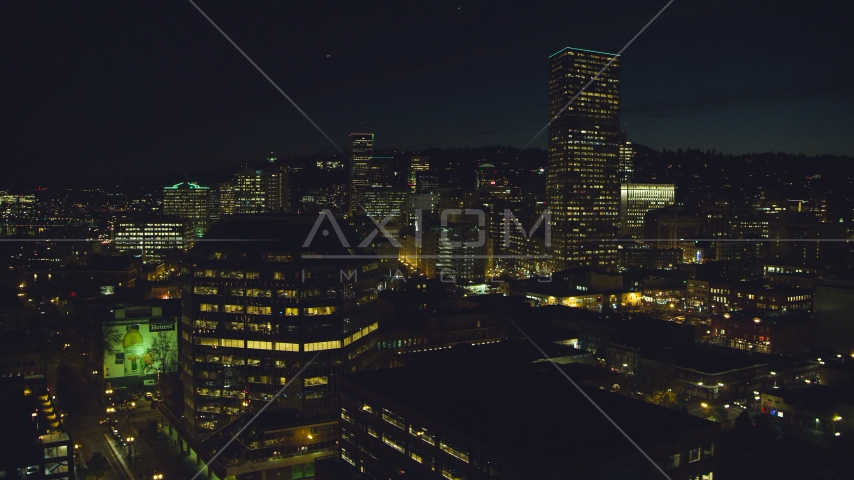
[178,215,380,439]
[349,133,374,216]
[113,216,187,263]
[408,156,430,193]
[620,183,675,239]
[710,311,815,354]
[420,225,489,284]
[618,133,634,184]
[163,182,211,239]
[547,47,621,269]
[363,189,408,226]
[337,366,719,480]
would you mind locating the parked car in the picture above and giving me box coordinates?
[144,392,153,400]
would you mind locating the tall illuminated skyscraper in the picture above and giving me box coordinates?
[619,132,635,184]
[229,165,290,215]
[262,164,291,213]
[349,133,374,216]
[408,156,430,193]
[547,47,621,270]
[162,181,210,239]
[233,168,266,214]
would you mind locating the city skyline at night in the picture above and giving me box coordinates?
[2,2,854,479]
[2,1,853,190]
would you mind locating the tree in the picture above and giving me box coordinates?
[81,451,108,480]
[705,405,732,428]
[144,331,177,375]
[102,324,122,357]
[623,365,685,410]
[734,409,752,431]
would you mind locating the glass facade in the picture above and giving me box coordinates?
[180,216,380,439]
[547,47,621,269]
[619,183,676,238]
[113,218,186,263]
[349,133,374,216]
[163,182,210,239]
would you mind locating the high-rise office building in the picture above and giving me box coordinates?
[547,47,621,270]
[368,156,394,188]
[408,156,430,193]
[619,184,675,239]
[421,225,489,284]
[163,181,211,239]
[178,215,379,439]
[349,133,374,216]
[113,216,187,263]
[406,193,438,228]
[233,169,266,214]
[363,189,408,226]
[476,163,499,191]
[229,166,291,215]
[262,164,291,213]
[416,171,440,195]
[234,169,267,214]
[619,132,635,184]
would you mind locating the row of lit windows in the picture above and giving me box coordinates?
[345,405,474,468]
[234,288,271,297]
[343,322,379,346]
[193,337,299,351]
[199,304,335,316]
[304,340,342,351]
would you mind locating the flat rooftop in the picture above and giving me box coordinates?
[713,309,814,326]
[646,345,772,374]
[343,357,715,468]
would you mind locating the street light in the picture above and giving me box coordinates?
[126,436,134,462]
[106,406,115,425]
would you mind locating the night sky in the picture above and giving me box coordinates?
[2,0,852,189]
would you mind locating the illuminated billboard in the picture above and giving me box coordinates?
[103,316,178,380]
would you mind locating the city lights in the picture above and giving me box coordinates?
[2,5,852,479]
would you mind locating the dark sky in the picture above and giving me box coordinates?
[2,0,852,190]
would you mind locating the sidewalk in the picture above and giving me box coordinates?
[126,421,205,479]
[103,433,135,480]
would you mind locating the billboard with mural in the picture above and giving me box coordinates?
[103,318,178,380]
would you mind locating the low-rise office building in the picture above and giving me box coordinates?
[710,310,814,354]
[337,363,719,479]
